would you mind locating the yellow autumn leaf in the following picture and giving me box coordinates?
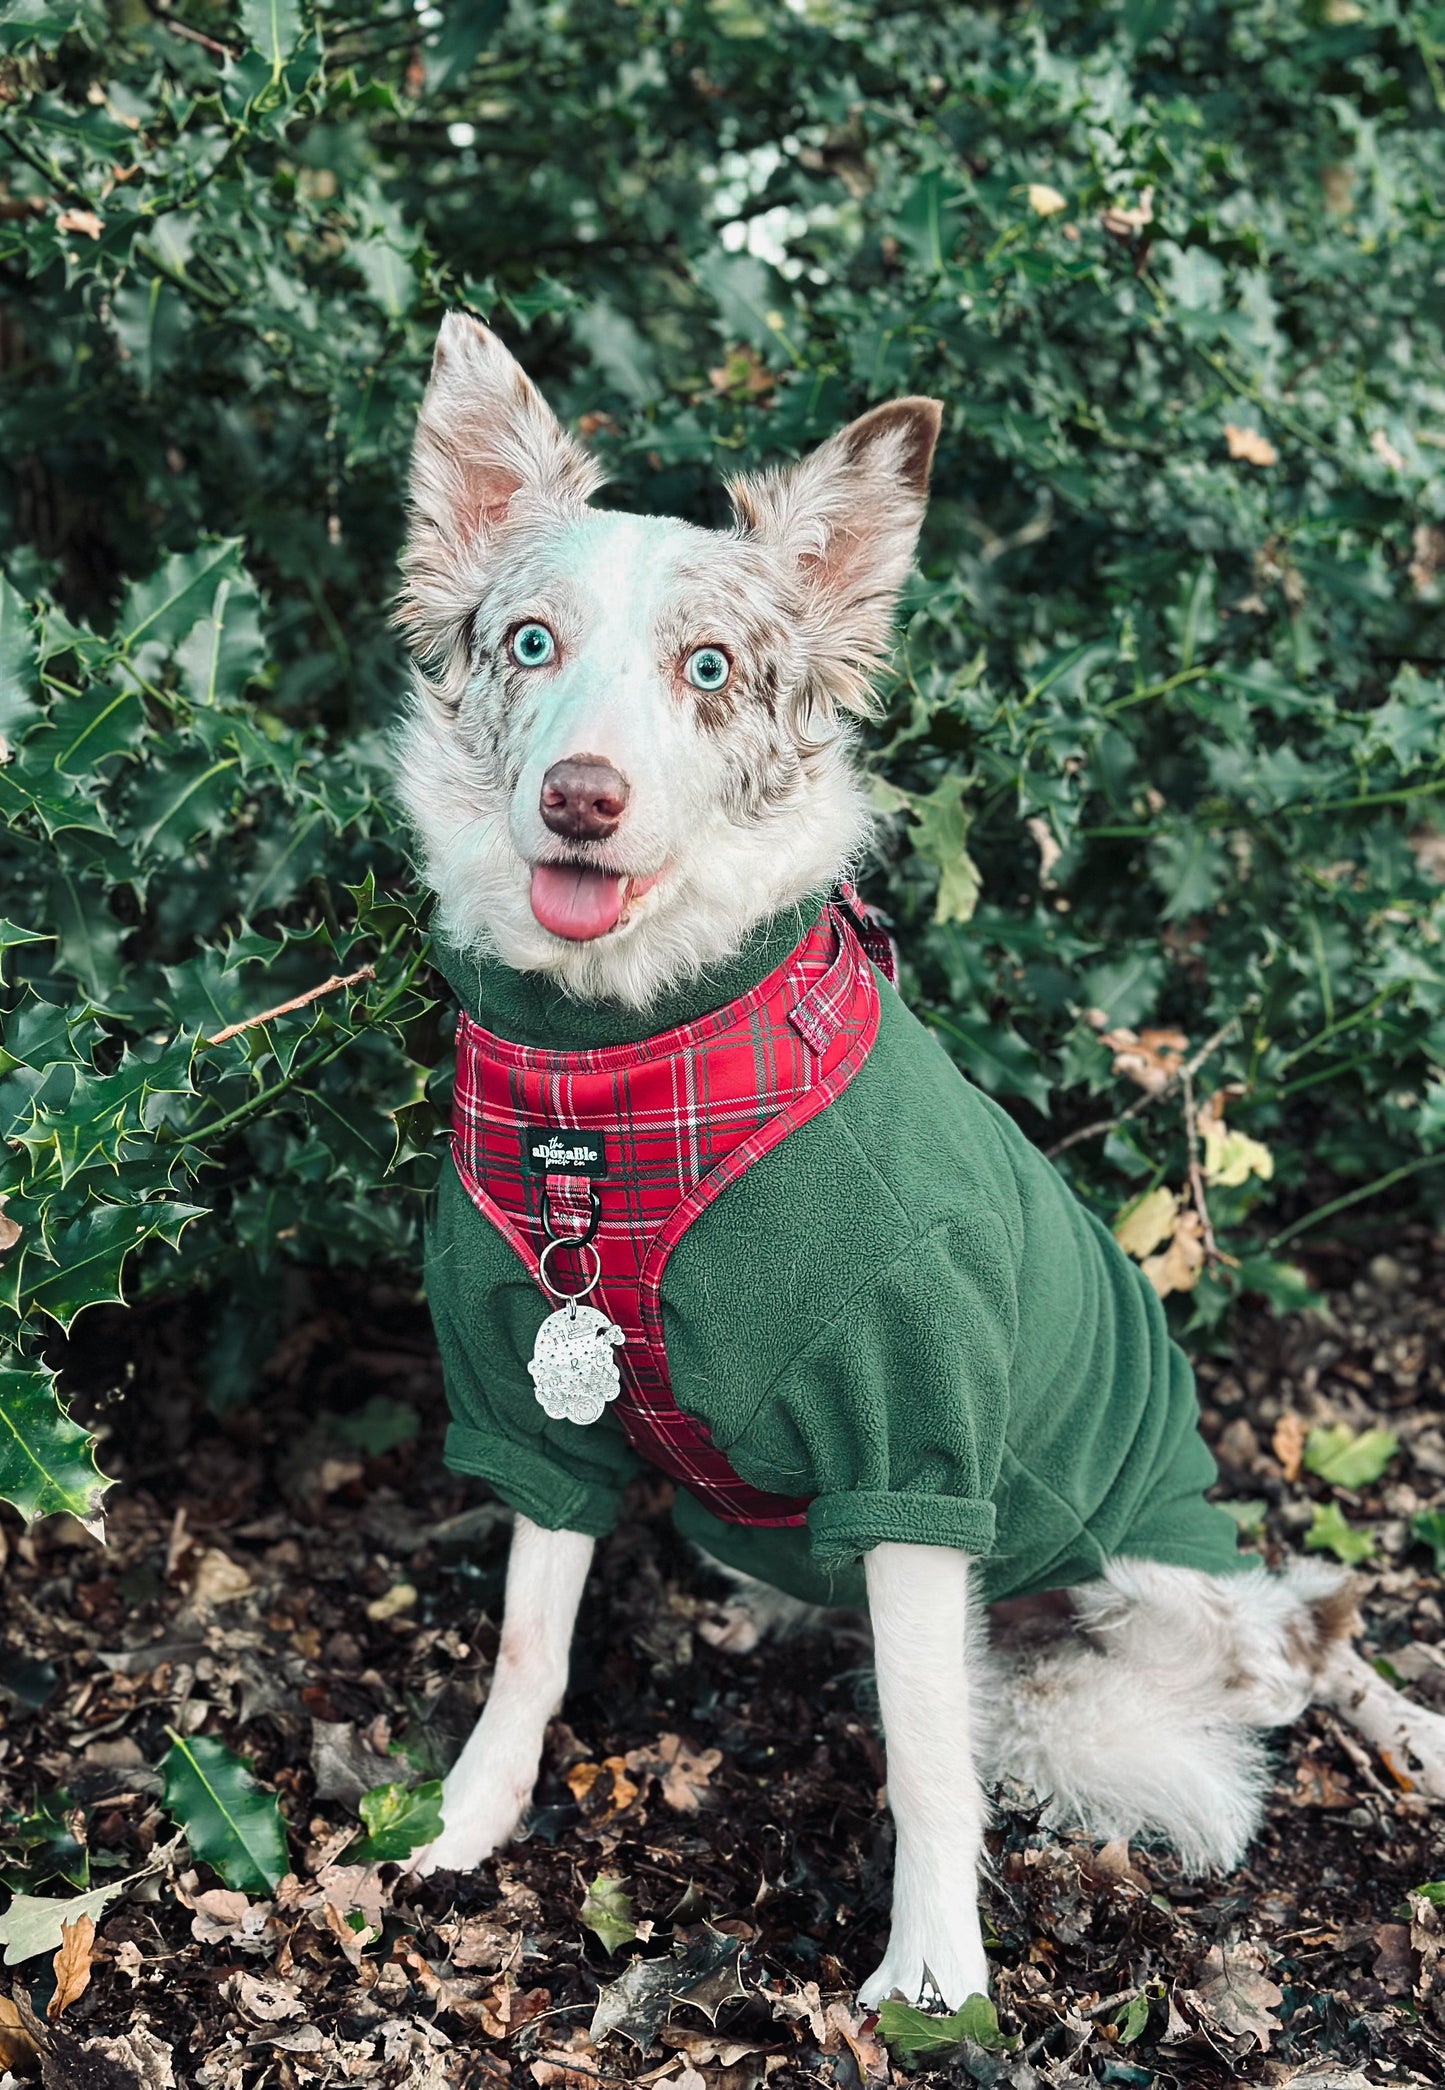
[1113,1186,1179,1261]
[1202,1120,1274,1188]
[1027,183,1067,216]
[1142,1208,1205,1298]
[1224,423,1278,467]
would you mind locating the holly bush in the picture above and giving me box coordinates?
[2,0,1444,1524]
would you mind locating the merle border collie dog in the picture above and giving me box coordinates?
[393,314,1445,2011]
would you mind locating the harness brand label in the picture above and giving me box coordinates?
[522,1125,608,1178]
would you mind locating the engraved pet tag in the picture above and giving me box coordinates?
[528,1302,626,1425]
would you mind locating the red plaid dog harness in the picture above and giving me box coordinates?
[449,891,890,1527]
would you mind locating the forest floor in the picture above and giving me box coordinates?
[1,1229,1443,2090]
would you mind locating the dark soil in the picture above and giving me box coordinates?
[1,1232,1443,2088]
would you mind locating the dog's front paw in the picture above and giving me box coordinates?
[407,1778,529,1877]
[857,1934,991,2014]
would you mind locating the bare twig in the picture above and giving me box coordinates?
[1181,1066,1237,1269]
[1045,1013,1240,1160]
[204,965,376,1046]
[144,2,237,59]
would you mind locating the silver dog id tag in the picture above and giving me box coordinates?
[527,1302,625,1426]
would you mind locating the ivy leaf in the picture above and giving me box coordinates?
[875,1993,1017,2064]
[1303,1424,1398,1490]
[159,1730,288,1893]
[1410,1509,1445,1571]
[0,1356,111,1532]
[581,1874,639,1954]
[351,1779,443,1863]
[1304,1500,1376,1565]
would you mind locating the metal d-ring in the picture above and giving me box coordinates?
[537,1234,603,1306]
[540,1183,602,1246]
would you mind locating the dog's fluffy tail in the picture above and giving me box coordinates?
[979,1557,1353,1872]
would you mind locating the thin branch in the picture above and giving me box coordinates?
[144,2,237,59]
[1265,1152,1445,1253]
[203,965,376,1046]
[1044,1013,1240,1160]
[1181,1066,1236,1269]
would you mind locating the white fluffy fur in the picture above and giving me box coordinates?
[394,316,940,1009]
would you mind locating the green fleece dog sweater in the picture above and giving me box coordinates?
[427,896,1249,1607]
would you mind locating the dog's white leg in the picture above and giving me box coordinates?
[1318,1643,1445,1796]
[413,1515,594,1874]
[856,1543,992,2012]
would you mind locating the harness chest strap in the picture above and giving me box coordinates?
[449,892,888,1528]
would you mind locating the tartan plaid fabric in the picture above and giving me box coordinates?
[450,900,882,1526]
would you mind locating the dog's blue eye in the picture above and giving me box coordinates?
[684,647,730,692]
[511,622,556,667]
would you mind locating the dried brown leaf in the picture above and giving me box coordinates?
[1183,1942,1283,2049]
[1099,1025,1189,1094]
[626,1734,722,1813]
[1224,423,1278,467]
[55,207,102,238]
[0,1989,46,2071]
[1272,1412,1307,1483]
[1142,1209,1205,1299]
[47,1914,94,2020]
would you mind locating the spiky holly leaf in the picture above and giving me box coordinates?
[876,1993,1017,2064]
[1304,1500,1376,1565]
[581,1874,638,1954]
[159,1731,288,1894]
[351,1779,442,1863]
[0,1357,110,1534]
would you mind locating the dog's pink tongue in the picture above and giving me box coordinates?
[529,863,625,940]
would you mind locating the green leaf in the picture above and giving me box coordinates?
[333,1395,419,1456]
[117,543,243,654]
[906,782,981,926]
[0,1357,111,1531]
[0,1877,128,1966]
[47,682,146,777]
[931,1012,1051,1114]
[1115,1991,1151,2044]
[581,1874,639,1954]
[1410,1509,1445,1571]
[875,1993,1016,2064]
[352,1779,443,1863]
[238,0,302,70]
[17,1202,207,1333]
[1304,1500,1376,1566]
[1303,1424,1398,1490]
[0,921,51,988]
[174,576,265,707]
[0,575,39,740]
[1412,1880,1445,1906]
[159,1730,288,1892]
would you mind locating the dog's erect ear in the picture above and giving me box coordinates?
[399,315,602,670]
[727,397,942,716]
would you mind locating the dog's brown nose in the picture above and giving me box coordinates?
[539,757,630,841]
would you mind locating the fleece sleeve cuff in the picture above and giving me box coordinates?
[808,1488,997,1566]
[443,1422,624,1538]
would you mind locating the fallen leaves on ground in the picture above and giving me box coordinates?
[0,1253,1439,2084]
